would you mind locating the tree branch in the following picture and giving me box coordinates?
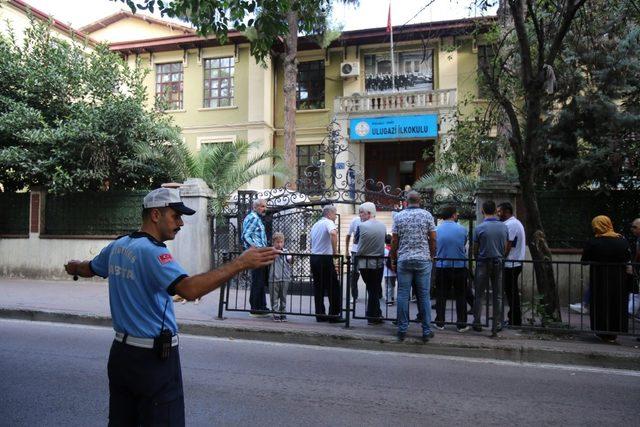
[508,0,534,85]
[526,0,545,70]
[546,0,588,66]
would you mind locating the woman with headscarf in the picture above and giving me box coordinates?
[581,216,631,343]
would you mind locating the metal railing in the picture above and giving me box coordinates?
[333,89,457,113]
[218,252,346,323]
[217,252,640,337]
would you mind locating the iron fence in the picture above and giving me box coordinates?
[217,252,640,338]
[218,252,346,324]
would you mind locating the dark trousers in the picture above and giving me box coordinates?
[504,266,523,326]
[108,340,184,426]
[434,267,468,328]
[310,255,342,318]
[350,252,360,300]
[473,259,504,333]
[250,266,268,311]
[360,267,383,318]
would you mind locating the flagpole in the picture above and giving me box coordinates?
[389,2,395,92]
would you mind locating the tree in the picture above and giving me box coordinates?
[473,0,592,321]
[542,1,640,190]
[0,21,187,193]
[114,0,357,188]
[136,139,286,215]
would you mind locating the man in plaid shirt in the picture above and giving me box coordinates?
[242,198,270,316]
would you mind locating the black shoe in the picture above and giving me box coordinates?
[392,320,398,326]
[472,324,483,332]
[316,316,329,322]
[422,335,430,343]
[329,317,346,323]
[368,318,384,325]
[425,330,435,339]
[397,332,406,342]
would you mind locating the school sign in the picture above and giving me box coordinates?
[349,114,438,141]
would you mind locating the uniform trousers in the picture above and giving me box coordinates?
[108,340,184,426]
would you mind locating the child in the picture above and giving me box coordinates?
[383,233,396,306]
[268,232,293,322]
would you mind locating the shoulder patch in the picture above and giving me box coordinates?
[158,253,173,265]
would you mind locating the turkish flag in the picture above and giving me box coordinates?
[386,3,392,33]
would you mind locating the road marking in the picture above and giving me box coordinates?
[3,318,639,377]
[183,331,640,378]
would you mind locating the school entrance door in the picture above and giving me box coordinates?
[364,139,434,192]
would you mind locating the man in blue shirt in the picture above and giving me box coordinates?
[472,200,508,336]
[434,205,470,332]
[242,198,270,316]
[64,188,278,426]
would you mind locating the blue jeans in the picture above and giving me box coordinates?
[397,259,433,335]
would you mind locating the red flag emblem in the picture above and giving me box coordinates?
[158,253,173,265]
[386,3,392,33]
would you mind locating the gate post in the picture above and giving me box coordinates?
[217,252,229,319]
[169,179,214,275]
[345,254,351,328]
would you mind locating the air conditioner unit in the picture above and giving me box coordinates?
[340,61,360,78]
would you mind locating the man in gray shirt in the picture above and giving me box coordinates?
[355,202,387,324]
[472,200,508,336]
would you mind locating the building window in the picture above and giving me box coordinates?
[203,57,235,108]
[477,45,497,98]
[364,50,434,93]
[297,60,325,110]
[156,62,184,110]
[297,145,324,192]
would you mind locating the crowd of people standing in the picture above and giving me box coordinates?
[242,194,639,343]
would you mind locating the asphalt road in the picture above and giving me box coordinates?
[1,319,639,427]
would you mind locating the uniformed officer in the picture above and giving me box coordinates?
[64,187,279,426]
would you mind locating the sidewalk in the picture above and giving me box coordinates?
[2,278,640,370]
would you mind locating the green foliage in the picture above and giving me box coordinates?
[189,140,285,215]
[132,134,285,215]
[543,1,640,189]
[0,21,186,193]
[521,293,569,329]
[469,0,640,190]
[437,98,505,176]
[114,0,359,64]
[413,171,478,198]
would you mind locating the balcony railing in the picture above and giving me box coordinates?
[334,89,456,114]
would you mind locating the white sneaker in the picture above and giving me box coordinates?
[457,326,471,333]
[569,303,589,314]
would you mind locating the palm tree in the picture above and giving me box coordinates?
[134,139,285,215]
[413,171,479,199]
[189,140,285,214]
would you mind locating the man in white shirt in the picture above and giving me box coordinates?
[310,205,345,323]
[498,202,526,327]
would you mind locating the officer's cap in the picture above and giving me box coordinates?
[143,188,196,216]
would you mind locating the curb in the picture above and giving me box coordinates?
[2,308,639,371]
